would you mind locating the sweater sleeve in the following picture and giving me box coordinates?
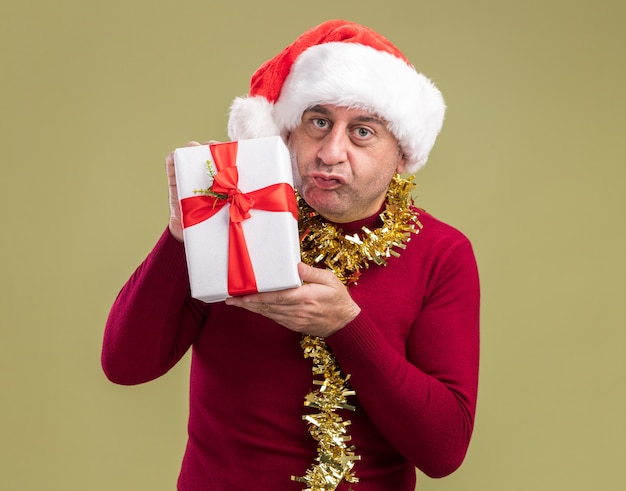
[326,240,480,478]
[101,228,210,385]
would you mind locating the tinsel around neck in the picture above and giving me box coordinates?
[292,174,422,491]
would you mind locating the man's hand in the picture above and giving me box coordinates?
[225,263,360,337]
[166,140,220,242]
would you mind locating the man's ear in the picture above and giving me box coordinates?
[395,150,408,174]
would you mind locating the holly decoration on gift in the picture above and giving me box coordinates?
[193,159,228,200]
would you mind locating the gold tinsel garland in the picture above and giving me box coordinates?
[292,174,421,490]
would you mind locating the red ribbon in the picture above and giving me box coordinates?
[179,142,298,296]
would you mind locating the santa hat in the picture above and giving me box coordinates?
[227,19,446,174]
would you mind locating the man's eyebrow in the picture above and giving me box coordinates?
[354,115,386,125]
[305,104,330,116]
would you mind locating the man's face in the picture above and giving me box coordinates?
[287,105,406,223]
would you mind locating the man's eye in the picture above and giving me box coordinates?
[355,127,371,138]
[312,118,328,128]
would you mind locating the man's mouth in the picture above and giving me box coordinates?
[310,174,344,189]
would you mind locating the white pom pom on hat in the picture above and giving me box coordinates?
[227,19,446,173]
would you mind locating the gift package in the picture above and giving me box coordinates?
[174,136,302,303]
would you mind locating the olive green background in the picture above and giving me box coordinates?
[2,0,625,490]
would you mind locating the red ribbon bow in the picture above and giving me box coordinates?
[179,142,298,296]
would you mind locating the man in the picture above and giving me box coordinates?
[102,19,480,491]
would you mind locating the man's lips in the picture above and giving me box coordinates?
[310,173,345,189]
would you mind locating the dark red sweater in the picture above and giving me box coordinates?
[102,208,480,490]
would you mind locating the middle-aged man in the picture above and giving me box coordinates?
[102,19,480,491]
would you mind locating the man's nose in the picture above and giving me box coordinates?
[317,126,349,166]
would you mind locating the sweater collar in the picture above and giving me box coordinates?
[322,204,385,236]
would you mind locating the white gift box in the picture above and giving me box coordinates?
[174,136,302,303]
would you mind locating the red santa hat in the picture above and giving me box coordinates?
[227,19,446,174]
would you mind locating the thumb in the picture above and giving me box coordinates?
[298,262,336,286]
